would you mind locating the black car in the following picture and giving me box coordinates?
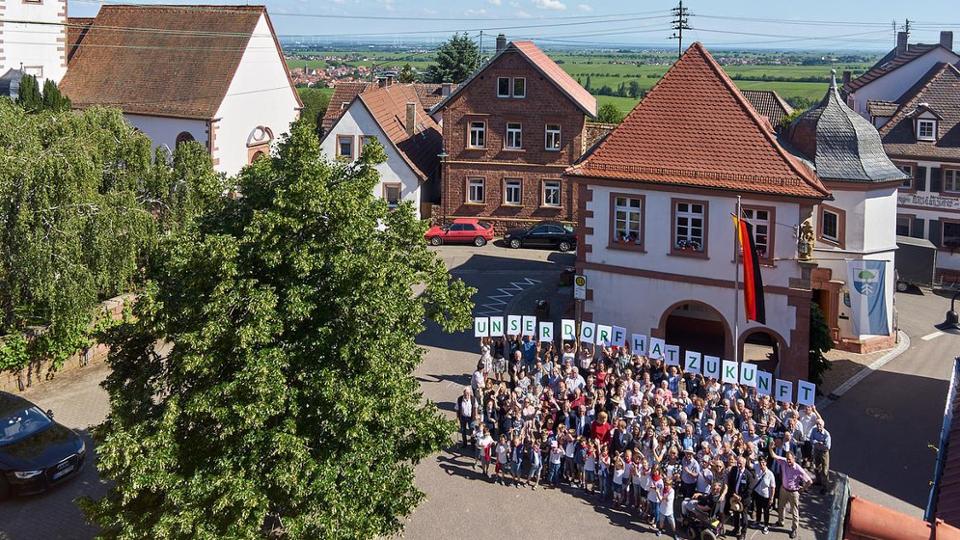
[0,391,86,498]
[504,221,576,252]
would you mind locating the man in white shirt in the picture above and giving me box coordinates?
[751,459,776,534]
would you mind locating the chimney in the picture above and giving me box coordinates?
[941,31,954,51]
[896,31,909,55]
[842,70,851,87]
[496,33,507,53]
[385,74,394,87]
[405,102,416,137]
[377,76,386,88]
[441,82,453,97]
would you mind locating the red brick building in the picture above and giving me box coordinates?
[431,39,596,232]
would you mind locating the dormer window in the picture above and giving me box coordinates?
[917,119,937,141]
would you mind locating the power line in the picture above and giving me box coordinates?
[669,0,691,59]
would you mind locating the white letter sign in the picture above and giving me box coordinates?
[538,322,554,342]
[648,337,665,359]
[739,362,757,388]
[579,322,596,344]
[631,334,648,355]
[757,371,773,396]
[721,360,739,384]
[797,380,816,406]
[684,351,702,374]
[507,315,522,335]
[489,316,504,337]
[704,355,721,379]
[775,379,793,403]
[664,344,680,366]
[474,317,489,338]
[561,319,576,341]
[522,316,537,336]
[596,324,612,346]
[612,326,626,347]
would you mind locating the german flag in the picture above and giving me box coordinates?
[733,215,766,324]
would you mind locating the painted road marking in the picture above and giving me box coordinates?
[921,331,945,341]
[474,278,541,316]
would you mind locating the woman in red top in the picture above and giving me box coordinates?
[591,410,612,445]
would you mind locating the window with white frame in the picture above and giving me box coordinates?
[821,209,840,242]
[467,178,485,203]
[674,201,705,252]
[513,77,526,98]
[542,180,561,207]
[504,179,522,205]
[917,119,937,141]
[945,169,960,193]
[497,77,511,98]
[741,208,771,258]
[613,196,643,245]
[337,135,353,159]
[505,123,522,149]
[468,121,486,148]
[545,124,561,151]
[898,163,913,188]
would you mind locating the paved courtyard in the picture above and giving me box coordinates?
[0,243,949,539]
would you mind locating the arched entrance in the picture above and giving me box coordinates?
[739,328,785,374]
[659,300,732,359]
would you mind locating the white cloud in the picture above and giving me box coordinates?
[488,0,503,5]
[577,3,592,11]
[515,9,533,18]
[465,8,487,15]
[421,7,438,14]
[532,0,566,10]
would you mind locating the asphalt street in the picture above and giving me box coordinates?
[820,288,960,517]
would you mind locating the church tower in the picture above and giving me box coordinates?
[0,0,68,89]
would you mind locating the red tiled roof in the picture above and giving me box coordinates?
[845,43,955,93]
[356,84,442,181]
[567,43,828,199]
[60,5,300,119]
[65,17,95,63]
[741,89,794,127]
[431,40,596,117]
[321,82,452,136]
[879,63,960,161]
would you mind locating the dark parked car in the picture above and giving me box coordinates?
[0,391,86,498]
[504,221,576,252]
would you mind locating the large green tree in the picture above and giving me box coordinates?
[296,87,330,140]
[0,101,220,384]
[15,74,42,112]
[41,79,72,112]
[596,102,625,124]
[425,33,479,84]
[81,121,474,539]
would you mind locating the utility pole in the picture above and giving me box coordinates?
[670,0,691,60]
[904,18,911,41]
[478,30,484,69]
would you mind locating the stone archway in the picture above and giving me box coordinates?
[739,327,786,374]
[656,300,733,359]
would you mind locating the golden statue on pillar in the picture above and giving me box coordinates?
[798,218,815,261]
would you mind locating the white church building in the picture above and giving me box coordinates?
[60,5,301,176]
[567,44,902,382]
[0,0,69,96]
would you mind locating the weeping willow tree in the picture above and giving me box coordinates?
[0,101,223,385]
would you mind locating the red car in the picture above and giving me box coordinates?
[425,218,495,247]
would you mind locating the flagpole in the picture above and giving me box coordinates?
[734,195,741,365]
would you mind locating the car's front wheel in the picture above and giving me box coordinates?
[558,241,572,252]
[509,238,522,249]
[429,236,442,246]
[474,236,487,247]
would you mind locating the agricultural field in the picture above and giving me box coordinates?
[287,47,876,117]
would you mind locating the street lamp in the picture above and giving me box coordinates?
[937,290,960,332]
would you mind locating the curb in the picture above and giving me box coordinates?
[816,330,910,410]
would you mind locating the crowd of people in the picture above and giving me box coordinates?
[457,335,833,539]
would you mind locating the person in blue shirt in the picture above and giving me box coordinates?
[809,419,832,493]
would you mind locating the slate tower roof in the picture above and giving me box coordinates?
[786,71,907,184]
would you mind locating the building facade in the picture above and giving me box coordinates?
[431,39,596,233]
[785,73,906,352]
[319,83,443,219]
[60,5,301,176]
[0,0,68,89]
[567,43,830,383]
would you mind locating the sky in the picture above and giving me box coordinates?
[68,0,960,50]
